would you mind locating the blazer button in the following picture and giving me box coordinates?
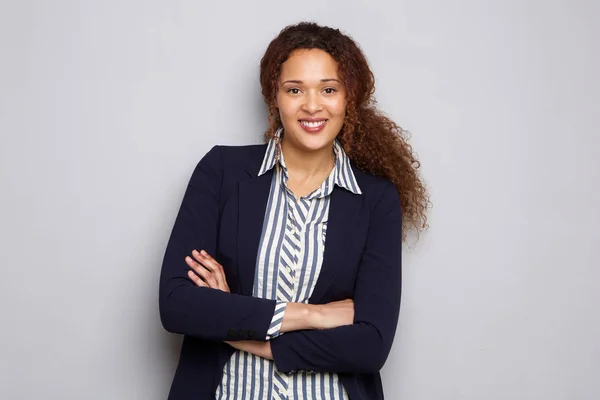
[228,328,237,338]
[237,328,246,338]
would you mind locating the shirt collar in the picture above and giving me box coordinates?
[258,127,362,195]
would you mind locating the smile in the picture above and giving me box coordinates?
[299,120,327,128]
[298,119,328,133]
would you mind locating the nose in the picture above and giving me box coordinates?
[302,90,322,114]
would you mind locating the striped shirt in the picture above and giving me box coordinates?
[215,129,362,399]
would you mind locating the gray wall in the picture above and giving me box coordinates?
[1,0,599,399]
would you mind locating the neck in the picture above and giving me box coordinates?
[280,137,335,179]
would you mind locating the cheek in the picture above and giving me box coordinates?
[330,100,347,119]
[276,97,295,119]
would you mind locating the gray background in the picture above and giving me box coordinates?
[1,0,599,399]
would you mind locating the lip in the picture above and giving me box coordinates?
[298,118,328,133]
[299,118,328,122]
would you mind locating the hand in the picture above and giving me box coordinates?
[185,249,230,293]
[314,299,355,329]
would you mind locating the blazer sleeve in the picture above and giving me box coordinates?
[159,146,277,341]
[270,182,403,374]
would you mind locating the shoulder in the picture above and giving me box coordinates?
[350,164,401,216]
[215,143,268,159]
[203,143,267,159]
[352,165,396,196]
[198,143,267,172]
[188,143,268,192]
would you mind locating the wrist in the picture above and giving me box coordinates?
[250,341,273,360]
[307,304,323,330]
[281,302,320,332]
[262,341,273,360]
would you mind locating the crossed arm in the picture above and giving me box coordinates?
[159,146,402,374]
[184,249,355,361]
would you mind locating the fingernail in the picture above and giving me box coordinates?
[200,250,207,256]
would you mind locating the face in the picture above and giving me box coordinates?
[275,49,347,155]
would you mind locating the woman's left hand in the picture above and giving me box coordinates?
[185,249,230,293]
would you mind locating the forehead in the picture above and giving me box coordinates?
[279,49,340,80]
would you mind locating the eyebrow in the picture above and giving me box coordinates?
[281,78,341,85]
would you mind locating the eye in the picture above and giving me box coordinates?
[287,88,301,94]
[323,87,337,94]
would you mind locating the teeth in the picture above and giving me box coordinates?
[300,120,326,128]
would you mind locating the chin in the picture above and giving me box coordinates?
[296,135,336,153]
[285,127,339,153]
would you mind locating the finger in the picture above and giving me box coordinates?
[203,251,230,291]
[193,250,228,291]
[186,256,218,288]
[187,270,208,287]
[192,250,221,273]
[191,250,223,289]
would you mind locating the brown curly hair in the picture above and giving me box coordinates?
[260,22,430,239]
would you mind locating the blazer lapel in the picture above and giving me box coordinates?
[237,165,273,296]
[310,186,362,303]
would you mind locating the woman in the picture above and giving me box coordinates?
[159,22,429,400]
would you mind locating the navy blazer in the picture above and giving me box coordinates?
[159,144,403,399]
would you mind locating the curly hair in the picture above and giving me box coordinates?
[259,22,430,240]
